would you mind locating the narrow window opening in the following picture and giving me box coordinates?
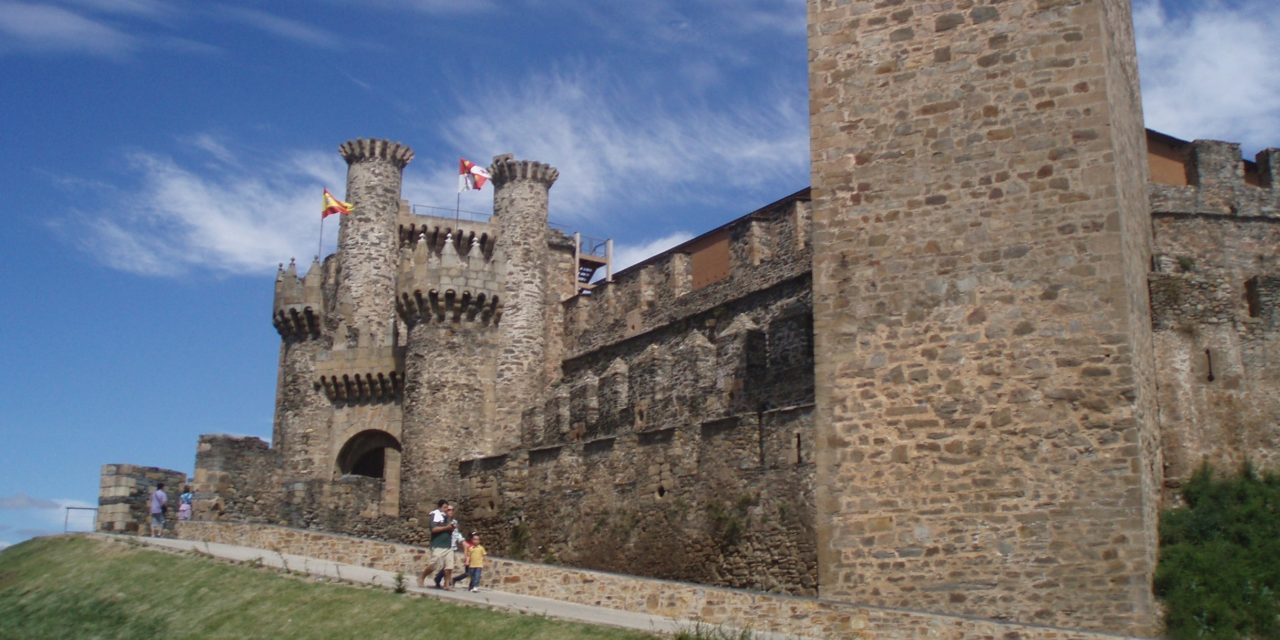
[1205,349,1215,382]
[1245,277,1262,318]
[656,484,666,499]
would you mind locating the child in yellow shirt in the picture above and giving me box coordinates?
[465,532,487,592]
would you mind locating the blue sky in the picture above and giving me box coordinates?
[1,0,1277,549]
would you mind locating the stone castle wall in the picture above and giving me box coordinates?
[1147,141,1280,492]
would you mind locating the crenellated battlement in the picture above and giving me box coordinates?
[1148,131,1280,218]
[562,190,811,356]
[338,138,415,169]
[395,228,503,327]
[273,257,325,338]
[489,154,559,188]
[397,212,496,254]
[314,344,403,404]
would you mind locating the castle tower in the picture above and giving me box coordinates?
[337,139,415,347]
[492,154,559,448]
[808,0,1160,634]
[271,256,333,480]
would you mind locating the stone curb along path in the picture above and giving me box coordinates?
[91,533,792,640]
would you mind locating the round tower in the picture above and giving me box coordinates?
[491,154,559,447]
[336,138,414,346]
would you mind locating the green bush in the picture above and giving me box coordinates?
[1155,463,1280,639]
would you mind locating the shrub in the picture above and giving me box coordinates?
[1155,463,1280,639]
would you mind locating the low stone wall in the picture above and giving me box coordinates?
[97,464,187,535]
[174,520,1141,639]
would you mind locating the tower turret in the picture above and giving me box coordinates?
[491,154,558,445]
[336,138,414,347]
[397,228,504,517]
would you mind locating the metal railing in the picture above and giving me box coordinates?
[410,203,492,223]
[64,506,98,533]
[577,235,609,258]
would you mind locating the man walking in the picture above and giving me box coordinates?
[419,501,457,589]
[148,483,168,537]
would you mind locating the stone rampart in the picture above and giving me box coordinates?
[455,403,817,594]
[97,464,187,535]
[562,190,811,357]
[174,520,1139,639]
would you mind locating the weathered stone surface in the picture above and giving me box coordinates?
[807,0,1160,633]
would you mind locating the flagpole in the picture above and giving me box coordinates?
[318,215,325,261]
[455,191,461,227]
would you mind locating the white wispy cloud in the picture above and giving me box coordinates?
[439,66,809,223]
[0,493,61,510]
[59,137,346,277]
[612,231,696,274]
[1134,0,1280,154]
[0,1,137,56]
[217,6,339,48]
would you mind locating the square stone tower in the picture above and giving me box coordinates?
[808,0,1160,634]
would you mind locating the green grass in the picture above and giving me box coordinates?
[1155,464,1280,640]
[0,536,657,640]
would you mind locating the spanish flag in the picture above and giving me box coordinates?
[322,188,353,218]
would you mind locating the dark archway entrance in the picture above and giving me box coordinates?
[336,430,402,479]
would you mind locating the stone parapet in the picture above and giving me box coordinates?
[174,520,1139,639]
[488,155,559,188]
[397,213,496,254]
[273,257,325,339]
[338,138,414,169]
[396,227,503,327]
[563,190,811,357]
[313,345,404,404]
[1150,141,1280,218]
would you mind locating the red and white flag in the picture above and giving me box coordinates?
[459,158,490,192]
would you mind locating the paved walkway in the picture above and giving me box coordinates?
[94,533,787,639]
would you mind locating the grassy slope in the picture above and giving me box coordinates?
[0,536,657,640]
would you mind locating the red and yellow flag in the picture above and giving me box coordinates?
[322,188,352,218]
[459,158,490,192]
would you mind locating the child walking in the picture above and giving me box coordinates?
[464,532,486,592]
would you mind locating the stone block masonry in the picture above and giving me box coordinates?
[808,0,1159,633]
